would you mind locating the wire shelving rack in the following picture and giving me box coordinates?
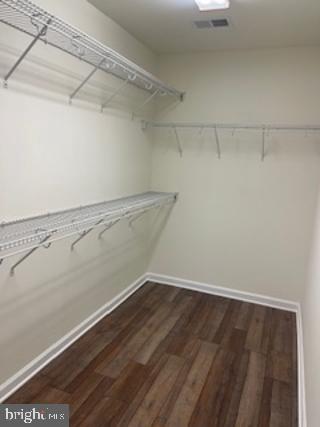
[144,121,320,160]
[0,0,184,107]
[0,191,178,274]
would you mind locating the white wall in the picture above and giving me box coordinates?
[150,47,320,302]
[0,0,155,384]
[302,190,320,427]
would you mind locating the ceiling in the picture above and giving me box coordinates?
[88,0,320,54]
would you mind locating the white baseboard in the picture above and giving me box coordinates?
[147,272,299,312]
[147,272,306,427]
[0,273,147,403]
[296,306,307,427]
[0,270,306,427]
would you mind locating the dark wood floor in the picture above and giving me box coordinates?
[6,282,298,426]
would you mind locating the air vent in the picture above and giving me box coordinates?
[193,19,229,29]
[211,18,229,27]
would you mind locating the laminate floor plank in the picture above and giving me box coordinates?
[127,355,183,427]
[4,283,298,427]
[164,341,218,427]
[235,351,266,427]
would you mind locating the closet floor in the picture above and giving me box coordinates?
[6,282,298,426]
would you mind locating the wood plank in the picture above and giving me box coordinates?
[67,372,105,416]
[31,386,70,404]
[224,351,250,427]
[96,302,174,377]
[5,375,50,404]
[188,347,236,427]
[117,354,169,427]
[199,297,229,342]
[164,341,218,427]
[266,350,292,384]
[213,300,241,345]
[235,351,266,427]
[236,302,254,331]
[258,377,273,427]
[127,355,183,427]
[270,380,292,427]
[106,361,150,404]
[134,312,181,364]
[245,305,266,353]
[70,377,115,427]
[77,398,124,427]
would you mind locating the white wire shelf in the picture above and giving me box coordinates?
[144,121,320,132]
[0,0,184,104]
[144,121,320,160]
[0,192,178,270]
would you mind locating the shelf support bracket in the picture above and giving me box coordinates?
[173,127,183,157]
[98,219,120,239]
[10,235,51,276]
[69,58,105,104]
[71,218,105,250]
[261,127,266,161]
[3,21,50,88]
[214,126,221,159]
[101,77,130,112]
[133,89,160,118]
[128,210,148,227]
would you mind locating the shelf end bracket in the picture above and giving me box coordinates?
[98,219,120,239]
[10,235,51,276]
[173,127,183,157]
[71,218,105,250]
[261,127,266,161]
[3,21,50,89]
[214,126,221,159]
[70,58,105,104]
[101,77,130,112]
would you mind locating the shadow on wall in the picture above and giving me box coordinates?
[0,205,172,342]
[147,204,175,264]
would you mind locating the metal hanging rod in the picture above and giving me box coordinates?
[0,192,178,272]
[144,121,320,132]
[0,0,184,101]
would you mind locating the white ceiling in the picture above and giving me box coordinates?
[88,0,320,54]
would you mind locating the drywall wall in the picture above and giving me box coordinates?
[302,190,320,426]
[150,47,320,302]
[0,0,156,384]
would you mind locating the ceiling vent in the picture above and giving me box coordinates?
[194,19,229,29]
[211,18,229,27]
